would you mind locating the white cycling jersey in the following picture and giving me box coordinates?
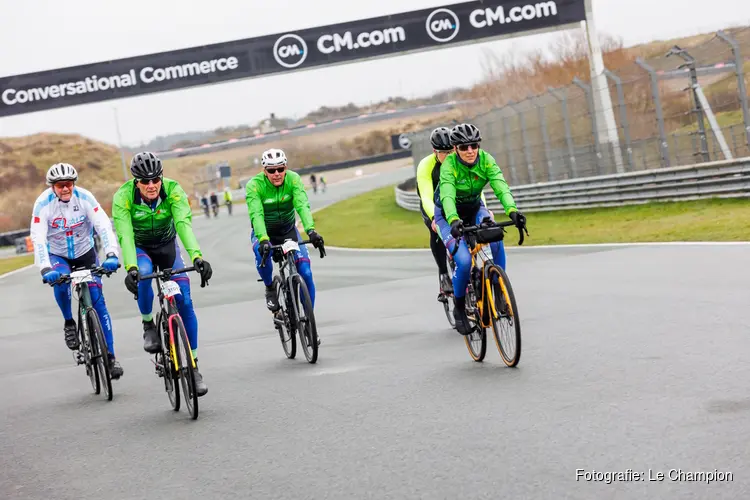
[30,187,119,271]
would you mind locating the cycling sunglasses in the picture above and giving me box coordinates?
[53,181,74,189]
[457,143,480,152]
[137,177,162,185]
[265,166,286,174]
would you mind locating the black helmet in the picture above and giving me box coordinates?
[449,123,482,146]
[130,152,163,180]
[429,127,452,151]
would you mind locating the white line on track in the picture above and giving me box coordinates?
[0,264,34,281]
[324,241,750,252]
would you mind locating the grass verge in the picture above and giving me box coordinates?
[0,255,34,276]
[312,185,750,248]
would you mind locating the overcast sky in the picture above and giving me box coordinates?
[1,0,748,147]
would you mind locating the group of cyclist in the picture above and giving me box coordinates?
[31,120,524,397]
[416,123,527,335]
[199,189,233,217]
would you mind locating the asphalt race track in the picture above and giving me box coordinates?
[2,165,750,499]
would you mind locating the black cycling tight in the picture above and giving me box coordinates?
[428,224,448,275]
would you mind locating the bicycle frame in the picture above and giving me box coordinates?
[49,266,114,365]
[142,267,197,371]
[462,220,523,329]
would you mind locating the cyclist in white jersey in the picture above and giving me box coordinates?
[30,163,124,378]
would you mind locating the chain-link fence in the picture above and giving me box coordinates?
[410,27,750,186]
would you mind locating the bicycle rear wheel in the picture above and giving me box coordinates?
[292,275,318,364]
[464,284,487,362]
[441,255,456,329]
[87,308,113,401]
[172,310,198,419]
[157,311,180,411]
[487,264,522,367]
[273,276,296,359]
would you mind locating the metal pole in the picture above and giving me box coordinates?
[549,87,578,178]
[635,58,671,167]
[509,102,535,184]
[717,30,750,149]
[113,107,129,181]
[667,47,710,162]
[573,77,603,175]
[602,68,632,172]
[536,100,554,181]
[502,113,518,184]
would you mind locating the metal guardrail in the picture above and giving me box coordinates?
[0,229,30,247]
[395,157,750,213]
[238,150,410,189]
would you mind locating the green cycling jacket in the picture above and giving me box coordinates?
[245,170,314,242]
[417,153,486,221]
[437,150,518,224]
[112,178,202,270]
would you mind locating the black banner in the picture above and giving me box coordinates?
[0,0,585,117]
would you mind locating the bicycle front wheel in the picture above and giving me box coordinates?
[273,276,296,359]
[79,308,100,395]
[487,264,522,367]
[157,311,180,411]
[172,311,199,420]
[87,308,113,401]
[292,275,318,364]
[464,284,487,362]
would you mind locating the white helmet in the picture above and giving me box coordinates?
[261,148,287,168]
[46,163,78,185]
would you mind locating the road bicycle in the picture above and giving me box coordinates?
[261,239,326,364]
[458,218,526,365]
[140,266,202,420]
[47,266,118,401]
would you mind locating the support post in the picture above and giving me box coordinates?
[548,87,578,178]
[582,0,624,172]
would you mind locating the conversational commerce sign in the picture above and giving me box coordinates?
[0,0,585,117]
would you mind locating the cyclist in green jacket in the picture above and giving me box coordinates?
[246,148,325,312]
[112,152,213,396]
[433,124,527,335]
[417,127,490,297]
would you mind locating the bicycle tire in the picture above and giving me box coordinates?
[464,283,487,362]
[487,264,522,367]
[157,311,180,411]
[87,308,113,401]
[273,276,296,359]
[172,310,199,420]
[292,275,318,364]
[79,307,100,394]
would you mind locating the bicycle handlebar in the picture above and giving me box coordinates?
[260,239,326,268]
[45,265,118,286]
[138,266,196,281]
[461,218,529,246]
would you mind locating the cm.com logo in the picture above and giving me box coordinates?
[425,8,460,43]
[273,34,308,69]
